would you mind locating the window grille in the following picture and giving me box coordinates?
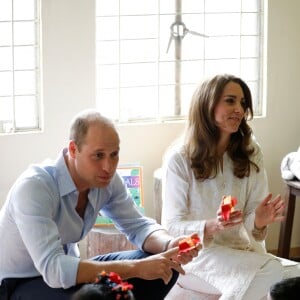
[96,0,264,123]
[0,0,40,134]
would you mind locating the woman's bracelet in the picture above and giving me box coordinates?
[252,224,267,238]
[253,224,266,233]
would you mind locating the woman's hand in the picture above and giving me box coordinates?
[218,209,243,225]
[217,196,243,229]
[204,210,243,240]
[255,193,285,229]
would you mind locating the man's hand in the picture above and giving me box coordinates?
[166,233,202,265]
[136,248,185,284]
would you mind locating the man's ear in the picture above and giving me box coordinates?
[69,140,77,158]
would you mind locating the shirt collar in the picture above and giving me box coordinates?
[55,148,77,197]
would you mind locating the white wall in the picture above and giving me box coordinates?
[0,0,300,252]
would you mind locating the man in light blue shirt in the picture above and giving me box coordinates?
[0,109,201,300]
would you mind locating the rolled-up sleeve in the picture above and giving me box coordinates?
[11,174,79,288]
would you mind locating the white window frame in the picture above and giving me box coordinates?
[0,0,40,134]
[96,0,265,124]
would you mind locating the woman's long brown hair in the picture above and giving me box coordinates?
[184,74,259,180]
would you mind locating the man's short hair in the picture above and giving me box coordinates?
[69,109,115,150]
[269,276,300,300]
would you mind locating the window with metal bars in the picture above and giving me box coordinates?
[96,0,264,123]
[0,0,40,134]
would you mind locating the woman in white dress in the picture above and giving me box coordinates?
[161,74,300,300]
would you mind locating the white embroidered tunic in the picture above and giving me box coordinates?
[161,140,277,299]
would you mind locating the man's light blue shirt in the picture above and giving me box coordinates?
[0,149,162,288]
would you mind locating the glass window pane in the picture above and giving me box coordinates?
[206,13,241,36]
[0,71,13,95]
[205,36,240,59]
[96,88,119,120]
[0,22,12,46]
[96,0,119,16]
[0,96,14,133]
[159,1,176,14]
[0,96,13,120]
[0,0,12,21]
[0,120,14,133]
[241,13,259,35]
[241,36,259,58]
[120,63,157,87]
[241,58,259,81]
[120,39,158,63]
[120,86,158,120]
[159,62,175,85]
[96,17,119,41]
[14,46,35,69]
[247,81,260,114]
[181,60,204,84]
[0,47,12,70]
[180,14,206,60]
[159,85,176,117]
[96,41,119,64]
[159,14,177,61]
[242,0,259,12]
[13,0,35,20]
[182,0,205,13]
[205,0,241,13]
[120,0,158,15]
[205,59,240,77]
[14,70,36,94]
[181,36,205,60]
[15,95,37,127]
[181,83,197,115]
[97,65,119,89]
[182,14,206,36]
[120,16,158,39]
[14,21,35,45]
[159,83,196,118]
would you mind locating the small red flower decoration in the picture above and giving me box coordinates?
[178,235,200,253]
[221,195,238,221]
[109,272,122,284]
